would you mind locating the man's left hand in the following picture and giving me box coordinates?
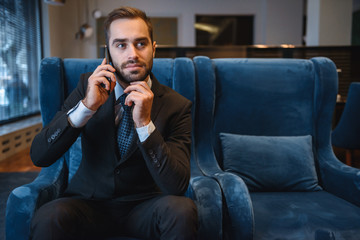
[123,81,154,128]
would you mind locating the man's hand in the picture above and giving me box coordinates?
[123,81,154,128]
[82,58,116,111]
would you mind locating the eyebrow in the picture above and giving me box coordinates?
[112,37,149,45]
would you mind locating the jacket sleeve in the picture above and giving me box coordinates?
[138,98,192,196]
[30,74,88,167]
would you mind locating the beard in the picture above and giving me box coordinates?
[114,59,153,83]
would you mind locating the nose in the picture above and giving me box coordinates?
[127,44,139,60]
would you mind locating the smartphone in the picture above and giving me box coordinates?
[104,45,112,94]
[105,45,112,65]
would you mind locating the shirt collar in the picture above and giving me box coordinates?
[115,75,152,100]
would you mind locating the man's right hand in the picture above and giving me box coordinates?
[82,58,116,111]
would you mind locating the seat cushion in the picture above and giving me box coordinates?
[220,133,321,191]
[250,191,360,240]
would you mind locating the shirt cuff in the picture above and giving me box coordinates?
[136,121,156,142]
[67,100,96,128]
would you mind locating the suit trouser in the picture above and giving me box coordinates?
[30,195,198,240]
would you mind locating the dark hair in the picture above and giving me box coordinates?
[104,6,153,46]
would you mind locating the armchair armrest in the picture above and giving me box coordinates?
[212,172,254,240]
[195,148,254,239]
[319,147,360,207]
[186,175,223,240]
[6,158,68,240]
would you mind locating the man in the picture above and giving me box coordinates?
[30,6,198,240]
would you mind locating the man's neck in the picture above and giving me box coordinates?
[117,78,130,90]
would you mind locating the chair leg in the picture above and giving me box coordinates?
[345,149,352,166]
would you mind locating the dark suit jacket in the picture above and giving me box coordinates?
[30,72,192,201]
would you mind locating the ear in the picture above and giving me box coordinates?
[152,41,157,58]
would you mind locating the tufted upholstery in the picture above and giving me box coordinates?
[193,56,360,240]
[6,57,223,240]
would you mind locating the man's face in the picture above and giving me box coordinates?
[108,18,156,83]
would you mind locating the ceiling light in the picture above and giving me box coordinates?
[92,9,102,19]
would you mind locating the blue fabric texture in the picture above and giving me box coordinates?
[6,158,67,239]
[193,56,360,239]
[251,191,360,240]
[220,133,322,192]
[193,56,256,240]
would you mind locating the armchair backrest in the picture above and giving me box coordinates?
[39,57,196,178]
[39,57,195,126]
[193,56,338,178]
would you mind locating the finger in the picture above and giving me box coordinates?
[101,58,106,65]
[99,69,116,83]
[110,78,116,92]
[130,81,151,90]
[92,59,107,74]
[90,76,112,92]
[93,60,116,75]
[99,64,116,73]
[124,83,152,96]
[125,90,152,107]
[124,91,142,107]
[89,73,113,86]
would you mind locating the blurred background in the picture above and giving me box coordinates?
[0,0,359,168]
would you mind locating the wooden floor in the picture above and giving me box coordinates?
[0,146,359,173]
[0,147,40,172]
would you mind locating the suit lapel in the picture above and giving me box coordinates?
[149,74,165,122]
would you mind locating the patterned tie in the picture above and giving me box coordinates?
[117,93,135,158]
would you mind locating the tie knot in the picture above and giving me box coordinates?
[117,93,129,106]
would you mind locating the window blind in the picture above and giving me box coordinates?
[0,0,41,124]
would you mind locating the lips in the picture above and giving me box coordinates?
[122,61,144,70]
[125,63,143,69]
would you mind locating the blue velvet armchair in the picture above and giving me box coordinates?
[332,82,360,166]
[193,56,360,240]
[6,57,223,240]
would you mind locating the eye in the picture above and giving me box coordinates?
[136,41,146,48]
[116,43,126,49]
